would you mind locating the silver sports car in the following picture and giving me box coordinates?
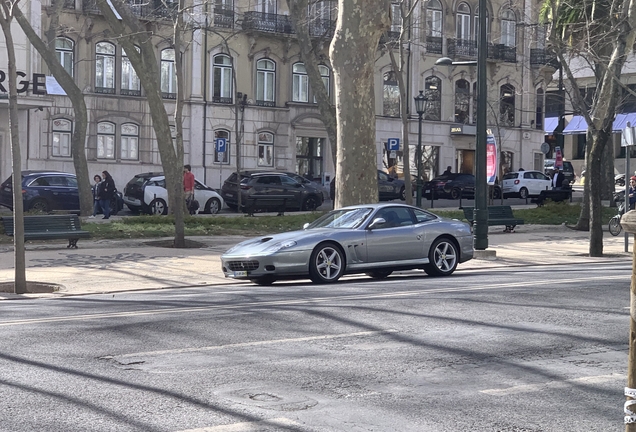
[221,203,474,285]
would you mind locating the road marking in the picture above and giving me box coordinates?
[117,330,398,358]
[0,274,626,327]
[480,373,625,396]
[176,417,303,431]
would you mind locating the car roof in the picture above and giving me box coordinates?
[508,170,543,174]
[22,170,73,176]
[338,203,431,211]
[135,172,164,178]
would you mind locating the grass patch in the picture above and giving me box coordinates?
[80,212,327,239]
[433,201,617,225]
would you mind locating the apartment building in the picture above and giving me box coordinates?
[0,0,549,191]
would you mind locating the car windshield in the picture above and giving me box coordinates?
[307,207,373,229]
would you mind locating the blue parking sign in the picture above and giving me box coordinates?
[387,138,400,151]
[215,138,227,153]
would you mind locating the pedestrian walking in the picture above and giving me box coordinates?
[183,164,195,210]
[100,170,116,219]
[629,176,636,210]
[89,174,103,218]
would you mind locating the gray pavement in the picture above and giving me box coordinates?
[0,205,632,299]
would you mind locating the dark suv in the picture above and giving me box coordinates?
[424,173,502,200]
[0,170,123,214]
[329,170,406,201]
[221,171,323,211]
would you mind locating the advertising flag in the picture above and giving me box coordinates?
[555,146,563,169]
[486,130,498,185]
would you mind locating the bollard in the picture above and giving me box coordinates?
[619,210,636,431]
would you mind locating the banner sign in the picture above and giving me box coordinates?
[486,130,498,186]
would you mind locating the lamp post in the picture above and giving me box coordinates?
[434,0,488,250]
[414,90,427,207]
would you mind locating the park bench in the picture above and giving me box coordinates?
[241,195,296,216]
[531,189,572,206]
[1,214,90,248]
[462,205,525,233]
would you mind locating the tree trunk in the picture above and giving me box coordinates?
[330,0,390,208]
[13,4,92,216]
[173,5,186,247]
[97,0,185,246]
[0,8,26,293]
[287,0,338,168]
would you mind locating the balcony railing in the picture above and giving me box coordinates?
[379,30,401,44]
[530,48,559,68]
[256,99,276,107]
[212,95,233,104]
[121,89,141,96]
[242,11,293,34]
[308,18,335,38]
[425,36,443,54]
[83,0,177,19]
[162,92,177,99]
[214,7,234,29]
[95,86,115,94]
[446,38,516,63]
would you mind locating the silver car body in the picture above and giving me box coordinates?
[221,203,473,283]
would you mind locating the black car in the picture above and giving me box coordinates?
[544,159,576,185]
[0,170,123,214]
[220,171,324,211]
[423,173,501,200]
[329,170,406,201]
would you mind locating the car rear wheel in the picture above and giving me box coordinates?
[492,187,501,200]
[400,186,406,201]
[450,188,461,200]
[250,276,276,286]
[424,237,458,277]
[519,187,529,199]
[365,270,393,279]
[205,198,221,214]
[309,242,345,284]
[150,198,168,215]
[303,195,320,211]
[29,199,50,213]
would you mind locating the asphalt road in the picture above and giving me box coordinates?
[0,261,628,431]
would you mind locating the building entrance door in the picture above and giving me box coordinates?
[456,149,475,175]
[296,137,324,180]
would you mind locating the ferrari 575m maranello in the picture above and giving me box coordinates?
[221,203,474,285]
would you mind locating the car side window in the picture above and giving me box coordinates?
[524,172,533,179]
[65,177,78,187]
[378,172,389,182]
[256,176,281,185]
[412,208,436,223]
[280,176,298,186]
[31,177,50,186]
[538,172,549,181]
[46,176,66,186]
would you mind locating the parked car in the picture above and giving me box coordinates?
[329,170,406,201]
[0,170,123,214]
[221,203,474,285]
[502,170,552,198]
[220,171,323,212]
[423,173,502,200]
[544,159,576,185]
[286,173,330,201]
[123,172,223,215]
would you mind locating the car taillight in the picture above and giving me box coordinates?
[240,185,252,190]
[514,180,520,185]
[437,181,446,187]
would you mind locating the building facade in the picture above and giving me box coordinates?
[0,0,550,192]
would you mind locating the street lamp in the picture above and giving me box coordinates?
[434,0,488,250]
[414,90,427,207]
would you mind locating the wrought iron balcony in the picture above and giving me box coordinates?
[162,92,177,100]
[256,99,276,107]
[446,38,516,63]
[214,7,234,29]
[308,18,335,38]
[82,0,177,19]
[95,86,115,94]
[425,36,442,54]
[121,89,141,97]
[530,48,559,68]
[379,30,401,44]
[242,11,293,34]
[212,95,233,104]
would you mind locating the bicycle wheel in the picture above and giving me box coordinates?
[609,216,622,236]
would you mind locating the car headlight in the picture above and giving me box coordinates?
[263,240,297,253]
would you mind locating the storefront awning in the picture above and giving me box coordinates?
[612,112,636,131]
[544,117,559,134]
[562,116,587,135]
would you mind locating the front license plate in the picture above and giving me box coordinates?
[233,271,248,278]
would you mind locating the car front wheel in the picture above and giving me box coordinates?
[519,187,529,199]
[205,198,221,214]
[303,195,320,211]
[150,198,168,215]
[309,242,345,284]
[424,238,459,277]
[30,199,50,213]
[450,188,461,200]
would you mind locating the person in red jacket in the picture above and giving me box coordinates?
[183,164,195,209]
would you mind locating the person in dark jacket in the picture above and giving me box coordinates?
[100,170,116,219]
[629,176,636,210]
[89,174,103,218]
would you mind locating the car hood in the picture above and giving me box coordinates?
[223,228,336,256]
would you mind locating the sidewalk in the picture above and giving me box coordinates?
[0,223,632,300]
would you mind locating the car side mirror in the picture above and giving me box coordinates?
[367,217,386,230]
[303,223,310,229]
